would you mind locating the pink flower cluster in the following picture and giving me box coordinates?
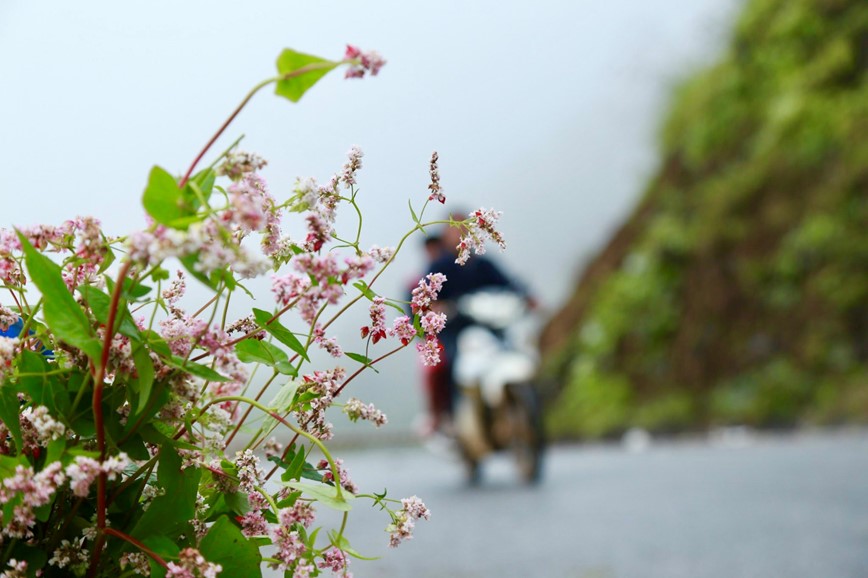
[319,547,351,577]
[455,208,507,265]
[1,462,65,539]
[387,495,431,548]
[166,548,222,578]
[269,508,309,572]
[66,453,129,497]
[272,253,375,324]
[317,458,359,494]
[233,449,264,494]
[343,45,386,79]
[409,273,448,366]
[427,151,445,204]
[294,368,346,440]
[216,150,267,181]
[342,397,387,428]
[360,297,387,343]
[0,336,19,381]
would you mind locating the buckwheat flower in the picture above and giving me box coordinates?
[226,315,264,339]
[120,552,151,576]
[239,509,269,537]
[410,273,447,314]
[314,326,343,358]
[65,456,102,497]
[49,539,89,569]
[343,397,388,428]
[281,499,316,528]
[389,316,417,346]
[360,297,387,344]
[102,452,130,481]
[0,559,27,578]
[234,449,264,494]
[272,273,311,307]
[319,548,350,575]
[263,437,284,459]
[401,495,431,520]
[420,311,447,337]
[317,458,358,494]
[343,45,386,78]
[368,245,394,263]
[20,405,65,444]
[167,548,221,578]
[293,562,316,578]
[304,212,333,252]
[270,509,307,570]
[217,150,267,181]
[0,336,19,380]
[416,337,442,367]
[162,270,186,304]
[225,173,275,234]
[456,207,507,265]
[0,306,19,331]
[427,151,445,204]
[340,146,363,188]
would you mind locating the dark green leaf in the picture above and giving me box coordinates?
[275,49,338,103]
[251,308,309,362]
[0,385,22,451]
[199,516,263,578]
[142,535,179,578]
[79,285,140,341]
[131,446,201,540]
[17,233,101,360]
[345,352,373,366]
[408,199,419,224]
[131,344,154,411]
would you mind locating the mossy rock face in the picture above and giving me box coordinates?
[542,0,868,440]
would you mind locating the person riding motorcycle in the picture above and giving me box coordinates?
[424,216,534,434]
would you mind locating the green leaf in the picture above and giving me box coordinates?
[275,49,339,103]
[345,352,378,373]
[164,356,230,382]
[235,339,287,367]
[327,531,380,561]
[131,344,154,411]
[353,281,404,313]
[142,165,197,228]
[78,285,140,341]
[251,308,309,362]
[260,379,300,435]
[17,233,101,360]
[141,535,179,578]
[408,199,420,224]
[131,445,201,540]
[199,516,262,578]
[0,385,22,452]
[282,480,353,511]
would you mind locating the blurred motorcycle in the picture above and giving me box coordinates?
[450,289,545,484]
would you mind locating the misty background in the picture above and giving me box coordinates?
[0,0,740,434]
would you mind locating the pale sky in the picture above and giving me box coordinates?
[0,0,739,431]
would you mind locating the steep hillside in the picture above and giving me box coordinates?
[542,0,868,438]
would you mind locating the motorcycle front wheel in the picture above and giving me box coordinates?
[506,382,545,484]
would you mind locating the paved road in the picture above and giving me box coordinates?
[276,430,868,578]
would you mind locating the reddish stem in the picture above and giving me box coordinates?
[88,260,132,576]
[103,527,170,569]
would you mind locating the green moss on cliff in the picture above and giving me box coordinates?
[543,0,868,439]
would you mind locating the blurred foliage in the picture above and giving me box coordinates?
[543,0,868,439]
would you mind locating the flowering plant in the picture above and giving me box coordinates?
[0,44,505,578]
